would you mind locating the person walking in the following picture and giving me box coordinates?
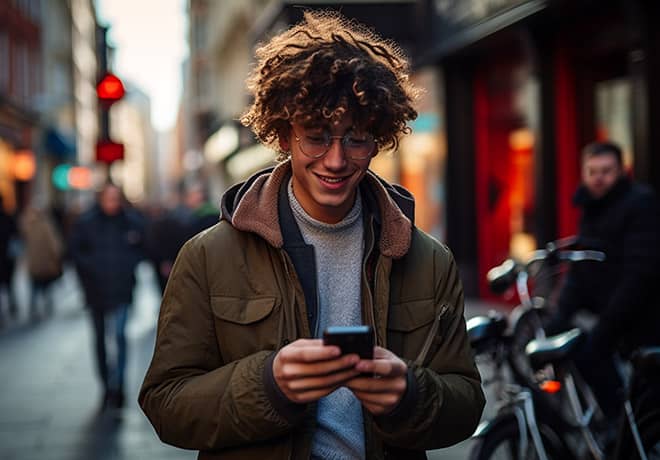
[140,10,484,459]
[70,183,145,409]
[19,204,64,321]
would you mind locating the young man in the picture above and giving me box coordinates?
[548,141,660,422]
[139,11,484,459]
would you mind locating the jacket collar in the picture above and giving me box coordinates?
[573,176,632,209]
[220,160,413,258]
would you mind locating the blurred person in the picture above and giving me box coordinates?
[547,141,660,427]
[70,183,146,409]
[144,200,186,293]
[0,194,19,324]
[19,203,64,321]
[182,182,220,239]
[140,11,484,459]
[144,183,217,294]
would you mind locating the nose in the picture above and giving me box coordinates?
[322,136,348,169]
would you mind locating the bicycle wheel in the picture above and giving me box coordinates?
[508,301,552,386]
[469,417,572,460]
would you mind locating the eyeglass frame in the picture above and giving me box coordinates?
[290,125,376,160]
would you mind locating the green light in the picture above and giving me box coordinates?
[52,164,72,190]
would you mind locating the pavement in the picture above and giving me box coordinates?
[0,258,504,460]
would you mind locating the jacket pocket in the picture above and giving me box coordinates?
[210,296,280,362]
[386,299,438,362]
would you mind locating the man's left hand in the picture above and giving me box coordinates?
[345,346,408,416]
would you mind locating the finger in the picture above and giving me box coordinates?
[355,358,406,377]
[286,382,350,404]
[277,354,360,380]
[288,338,325,348]
[287,367,362,392]
[278,342,341,364]
[346,375,406,394]
[350,389,402,407]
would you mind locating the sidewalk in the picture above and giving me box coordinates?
[0,261,195,460]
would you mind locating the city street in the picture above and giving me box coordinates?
[0,260,495,460]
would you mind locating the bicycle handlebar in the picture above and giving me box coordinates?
[526,248,606,267]
[487,239,606,296]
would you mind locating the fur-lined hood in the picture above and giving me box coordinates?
[220,160,414,258]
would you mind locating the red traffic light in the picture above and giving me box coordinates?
[97,73,125,103]
[96,140,125,163]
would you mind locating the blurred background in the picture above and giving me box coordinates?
[1,0,659,459]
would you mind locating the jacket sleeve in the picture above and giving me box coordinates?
[138,237,300,451]
[373,245,486,449]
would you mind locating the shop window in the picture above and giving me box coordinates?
[595,78,633,173]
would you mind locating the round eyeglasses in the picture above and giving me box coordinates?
[291,126,376,160]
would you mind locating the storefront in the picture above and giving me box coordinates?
[418,0,660,298]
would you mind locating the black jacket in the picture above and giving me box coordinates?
[69,206,145,311]
[555,177,660,353]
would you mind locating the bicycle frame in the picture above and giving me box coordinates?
[474,384,552,460]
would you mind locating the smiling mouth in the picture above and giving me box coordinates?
[317,174,349,184]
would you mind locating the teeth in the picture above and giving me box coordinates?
[320,176,345,183]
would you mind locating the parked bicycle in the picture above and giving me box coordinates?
[470,327,660,460]
[467,238,660,459]
[467,237,605,397]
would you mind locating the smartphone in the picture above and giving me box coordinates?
[323,325,374,359]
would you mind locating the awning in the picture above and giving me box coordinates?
[43,127,76,158]
[225,144,277,181]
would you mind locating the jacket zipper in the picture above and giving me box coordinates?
[414,303,450,366]
[362,219,377,342]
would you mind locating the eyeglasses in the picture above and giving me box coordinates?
[291,126,376,160]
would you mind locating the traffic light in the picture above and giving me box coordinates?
[97,72,125,106]
[96,140,125,163]
[96,71,125,164]
[96,27,125,164]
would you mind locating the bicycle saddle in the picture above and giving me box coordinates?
[525,328,583,371]
[631,347,660,377]
[467,312,507,354]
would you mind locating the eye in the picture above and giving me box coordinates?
[344,132,372,146]
[304,130,330,145]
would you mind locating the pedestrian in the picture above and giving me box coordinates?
[0,194,19,324]
[547,141,660,427]
[182,182,220,239]
[70,182,145,409]
[19,203,64,321]
[139,10,484,459]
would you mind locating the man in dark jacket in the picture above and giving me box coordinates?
[139,11,484,460]
[548,141,660,420]
[70,183,145,409]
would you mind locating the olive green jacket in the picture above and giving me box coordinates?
[139,161,484,459]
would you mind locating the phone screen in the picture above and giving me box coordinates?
[323,325,374,359]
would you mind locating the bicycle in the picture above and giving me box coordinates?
[466,238,608,459]
[470,327,660,460]
[468,237,606,399]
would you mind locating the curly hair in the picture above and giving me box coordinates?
[240,10,419,159]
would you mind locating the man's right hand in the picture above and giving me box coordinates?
[272,338,361,404]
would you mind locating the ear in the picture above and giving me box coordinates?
[277,127,291,152]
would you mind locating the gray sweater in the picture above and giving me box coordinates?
[288,181,366,460]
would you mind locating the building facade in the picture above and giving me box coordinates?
[417,0,660,297]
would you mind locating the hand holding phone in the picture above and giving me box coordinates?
[323,325,374,359]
